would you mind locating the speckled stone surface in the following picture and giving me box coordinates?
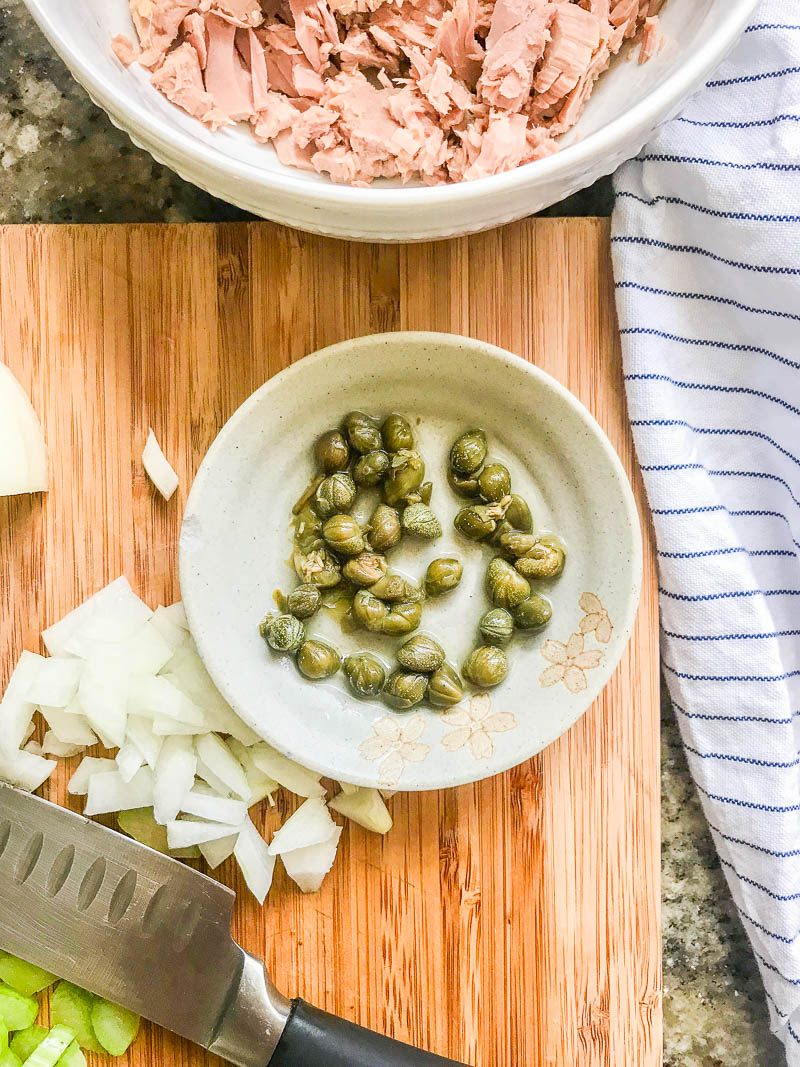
[0,1,786,1061]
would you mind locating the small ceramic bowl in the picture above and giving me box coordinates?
[180,333,642,790]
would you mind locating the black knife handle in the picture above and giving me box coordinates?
[268,999,469,1066]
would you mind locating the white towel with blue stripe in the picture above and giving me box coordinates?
[612,1,800,1059]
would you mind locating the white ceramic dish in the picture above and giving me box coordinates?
[179,332,642,790]
[23,0,756,241]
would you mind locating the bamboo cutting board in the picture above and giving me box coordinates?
[0,220,661,1067]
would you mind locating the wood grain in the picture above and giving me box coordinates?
[0,220,661,1067]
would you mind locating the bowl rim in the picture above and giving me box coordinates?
[179,330,644,789]
[25,0,757,206]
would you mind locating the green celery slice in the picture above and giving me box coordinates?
[89,1000,140,1057]
[48,987,100,1055]
[54,1043,84,1067]
[0,986,38,1032]
[0,1049,22,1067]
[8,1029,47,1062]
[19,1025,74,1067]
[0,958,55,1000]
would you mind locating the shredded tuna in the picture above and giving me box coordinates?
[120,0,667,184]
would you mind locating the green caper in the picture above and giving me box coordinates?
[420,482,433,505]
[353,450,390,487]
[314,472,357,518]
[381,413,414,452]
[322,514,365,557]
[463,645,508,688]
[504,494,533,533]
[479,608,514,646]
[352,589,389,631]
[396,633,445,673]
[514,541,566,580]
[448,466,483,499]
[286,584,322,619]
[314,430,350,473]
[450,429,487,475]
[293,504,323,552]
[343,411,383,454]
[369,572,422,602]
[402,502,442,540]
[367,504,402,552]
[343,652,387,698]
[296,639,341,680]
[293,546,342,588]
[260,613,305,652]
[478,463,511,502]
[427,663,464,708]
[486,557,530,609]
[384,450,425,506]
[383,670,428,710]
[424,558,463,597]
[498,531,539,559]
[511,594,553,632]
[381,600,422,636]
[454,505,496,541]
[342,552,388,586]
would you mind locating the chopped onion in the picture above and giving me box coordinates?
[282,827,342,894]
[42,577,151,657]
[79,663,128,747]
[195,734,250,801]
[0,651,44,755]
[0,362,48,496]
[116,741,145,784]
[166,819,241,849]
[249,743,325,799]
[40,732,84,757]
[161,602,189,630]
[143,429,179,501]
[328,788,393,835]
[268,798,336,856]
[67,620,173,676]
[337,781,359,796]
[196,757,233,798]
[199,833,239,870]
[227,738,278,806]
[68,756,117,796]
[234,818,275,904]
[181,789,247,825]
[23,739,43,756]
[25,656,82,708]
[39,703,97,747]
[128,675,205,728]
[148,606,188,652]
[84,767,154,816]
[125,715,163,770]
[153,735,196,824]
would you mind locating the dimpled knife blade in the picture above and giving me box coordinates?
[0,781,243,1048]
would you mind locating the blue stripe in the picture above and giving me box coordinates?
[753,949,800,988]
[612,235,800,276]
[789,1021,800,1045]
[617,280,800,322]
[706,64,800,88]
[719,858,800,902]
[664,628,800,641]
[614,190,800,224]
[659,587,800,603]
[626,374,800,420]
[659,547,796,560]
[675,112,800,129]
[665,663,800,683]
[683,742,800,769]
[697,784,800,812]
[674,701,800,725]
[745,23,800,32]
[635,152,800,173]
[646,464,800,513]
[709,822,800,857]
[740,909,796,945]
[765,989,789,1021]
[652,504,725,515]
[631,419,800,472]
[620,326,800,373]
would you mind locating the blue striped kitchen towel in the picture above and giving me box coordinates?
[611,0,800,1058]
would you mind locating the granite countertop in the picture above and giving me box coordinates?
[0,1,786,1063]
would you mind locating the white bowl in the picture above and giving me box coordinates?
[179,332,642,790]
[25,0,755,240]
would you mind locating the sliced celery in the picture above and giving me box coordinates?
[0,985,38,1032]
[48,987,100,1055]
[19,1025,74,1067]
[8,1028,47,1062]
[54,1043,84,1067]
[0,958,55,1000]
[0,1049,21,1067]
[0,1021,7,1051]
[89,1000,140,1057]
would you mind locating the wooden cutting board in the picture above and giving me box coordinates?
[0,220,661,1067]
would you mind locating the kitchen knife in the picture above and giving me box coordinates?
[0,782,466,1066]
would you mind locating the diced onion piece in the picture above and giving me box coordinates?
[84,767,154,816]
[337,782,358,795]
[328,788,393,835]
[153,735,196,825]
[161,602,189,630]
[0,748,56,792]
[116,741,144,784]
[38,703,97,747]
[42,577,151,657]
[227,738,278,806]
[195,758,232,797]
[166,819,241,849]
[125,716,163,770]
[249,743,325,799]
[24,739,43,756]
[143,430,179,501]
[66,620,173,676]
[233,818,275,904]
[0,362,48,496]
[67,756,117,796]
[148,607,188,652]
[180,789,247,825]
[380,790,397,800]
[79,663,128,747]
[268,797,336,856]
[25,657,82,708]
[198,833,238,869]
[282,827,342,894]
[0,651,44,755]
[128,675,205,727]
[195,734,250,801]
[41,732,84,757]
[151,716,205,737]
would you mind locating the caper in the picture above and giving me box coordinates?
[479,607,514,646]
[514,541,566,580]
[315,472,357,518]
[293,504,323,552]
[383,670,428,710]
[478,463,511,502]
[367,504,402,552]
[314,430,350,473]
[427,663,464,708]
[369,572,422,602]
[353,449,390,487]
[343,411,383,454]
[261,613,305,652]
[396,633,445,673]
[424,557,463,597]
[486,556,530,609]
[454,505,496,541]
[415,481,433,506]
[504,494,533,533]
[384,449,425,506]
[293,546,341,588]
[296,639,341,680]
[381,413,414,452]
[344,652,387,698]
[448,466,483,499]
[322,514,365,557]
[511,594,552,632]
[381,600,422,636]
[343,552,388,586]
[402,502,442,540]
[286,584,322,619]
[450,429,487,475]
[498,531,539,559]
[352,589,389,631]
[463,645,508,688]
